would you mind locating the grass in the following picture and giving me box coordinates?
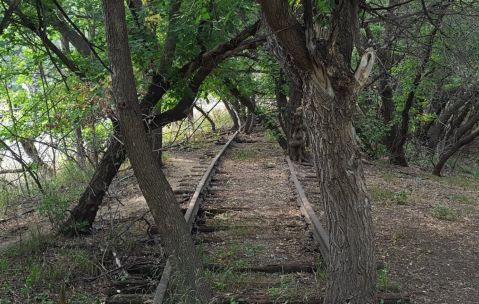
[230,150,254,160]
[230,149,268,161]
[447,193,477,204]
[0,189,22,217]
[377,269,401,293]
[432,205,470,221]
[369,186,416,205]
[429,174,479,190]
[0,230,101,303]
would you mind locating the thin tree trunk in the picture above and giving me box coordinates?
[20,139,50,172]
[75,127,86,169]
[223,100,240,130]
[244,96,256,134]
[286,82,306,162]
[275,70,289,145]
[225,79,288,149]
[101,2,211,301]
[62,122,126,236]
[194,104,215,131]
[433,129,479,176]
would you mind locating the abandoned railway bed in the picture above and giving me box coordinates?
[100,129,409,304]
[0,128,409,304]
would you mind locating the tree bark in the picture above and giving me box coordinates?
[101,2,211,302]
[243,96,256,134]
[285,81,306,162]
[258,0,377,302]
[75,127,86,169]
[151,127,163,167]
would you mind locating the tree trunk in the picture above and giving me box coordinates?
[20,138,51,172]
[244,96,256,134]
[225,79,288,149]
[62,123,126,235]
[303,75,376,303]
[286,82,306,162]
[379,64,408,166]
[223,100,240,130]
[433,129,479,176]
[101,2,211,302]
[151,127,163,167]
[275,70,289,145]
[194,104,215,131]
[75,127,86,169]
[258,0,377,302]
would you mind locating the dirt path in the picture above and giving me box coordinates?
[197,132,323,303]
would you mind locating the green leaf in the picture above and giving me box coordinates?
[201,8,210,20]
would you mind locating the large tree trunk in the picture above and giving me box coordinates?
[303,75,376,303]
[101,1,211,302]
[151,127,163,167]
[258,0,377,302]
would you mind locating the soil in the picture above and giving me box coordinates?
[1,130,478,303]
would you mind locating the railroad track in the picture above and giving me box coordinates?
[105,129,409,304]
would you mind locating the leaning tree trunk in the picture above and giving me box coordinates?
[62,122,126,236]
[433,128,479,176]
[194,104,215,131]
[151,127,163,167]
[101,1,211,302]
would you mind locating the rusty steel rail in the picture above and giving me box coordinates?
[154,131,239,304]
[285,156,330,261]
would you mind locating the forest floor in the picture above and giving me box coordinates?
[0,129,478,304]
